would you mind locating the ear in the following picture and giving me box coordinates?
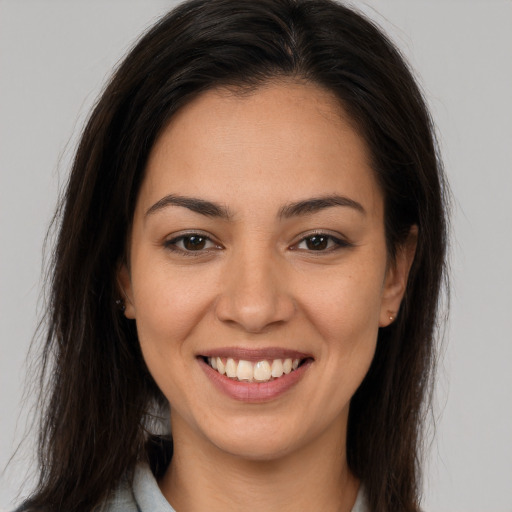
[379,225,418,327]
[117,263,136,319]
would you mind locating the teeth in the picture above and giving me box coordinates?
[271,359,284,378]
[253,360,271,381]
[225,358,237,378]
[207,356,303,382]
[237,360,253,381]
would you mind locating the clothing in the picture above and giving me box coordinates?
[103,463,369,512]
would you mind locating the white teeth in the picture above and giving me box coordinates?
[237,360,253,381]
[225,358,237,378]
[207,356,304,382]
[253,360,271,381]
[271,359,284,378]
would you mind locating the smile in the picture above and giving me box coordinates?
[206,357,302,383]
[199,349,313,402]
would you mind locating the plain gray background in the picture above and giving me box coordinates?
[1,1,511,511]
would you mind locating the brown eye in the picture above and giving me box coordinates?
[183,235,207,250]
[305,235,329,250]
[294,233,351,252]
[165,234,219,253]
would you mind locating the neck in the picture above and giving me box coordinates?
[159,413,359,512]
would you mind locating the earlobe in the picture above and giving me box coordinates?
[379,225,418,327]
[117,263,136,319]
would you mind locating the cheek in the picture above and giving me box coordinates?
[129,267,214,408]
[296,258,386,345]
[129,262,217,362]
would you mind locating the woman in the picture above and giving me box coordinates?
[20,0,449,511]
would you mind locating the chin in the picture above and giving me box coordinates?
[214,434,298,462]
[200,415,319,463]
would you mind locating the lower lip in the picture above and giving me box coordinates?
[198,358,312,403]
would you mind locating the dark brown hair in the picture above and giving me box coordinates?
[21,1,449,510]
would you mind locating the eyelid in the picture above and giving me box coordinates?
[162,229,351,254]
[290,230,353,251]
[163,230,223,254]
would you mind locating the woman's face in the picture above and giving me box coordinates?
[120,81,411,461]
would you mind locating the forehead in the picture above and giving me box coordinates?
[138,81,382,219]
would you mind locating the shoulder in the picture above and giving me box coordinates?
[11,482,139,512]
[351,485,370,512]
[101,463,175,512]
[99,475,139,512]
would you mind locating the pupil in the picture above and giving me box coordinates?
[307,235,328,250]
[184,236,206,250]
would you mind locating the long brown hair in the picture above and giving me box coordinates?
[20,1,449,510]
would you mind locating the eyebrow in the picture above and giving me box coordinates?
[145,193,365,219]
[146,194,232,219]
[278,195,366,218]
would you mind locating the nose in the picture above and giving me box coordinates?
[214,248,295,333]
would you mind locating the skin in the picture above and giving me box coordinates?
[119,81,416,512]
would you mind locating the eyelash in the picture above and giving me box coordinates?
[164,233,221,255]
[293,232,352,252]
[164,231,352,255]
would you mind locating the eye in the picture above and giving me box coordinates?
[165,233,221,253]
[294,233,350,252]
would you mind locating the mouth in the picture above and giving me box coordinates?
[203,356,309,383]
[197,348,313,402]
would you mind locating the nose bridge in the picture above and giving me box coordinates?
[215,243,294,332]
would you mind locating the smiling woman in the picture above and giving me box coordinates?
[120,82,408,483]
[17,1,448,512]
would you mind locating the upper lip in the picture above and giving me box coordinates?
[198,347,313,362]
